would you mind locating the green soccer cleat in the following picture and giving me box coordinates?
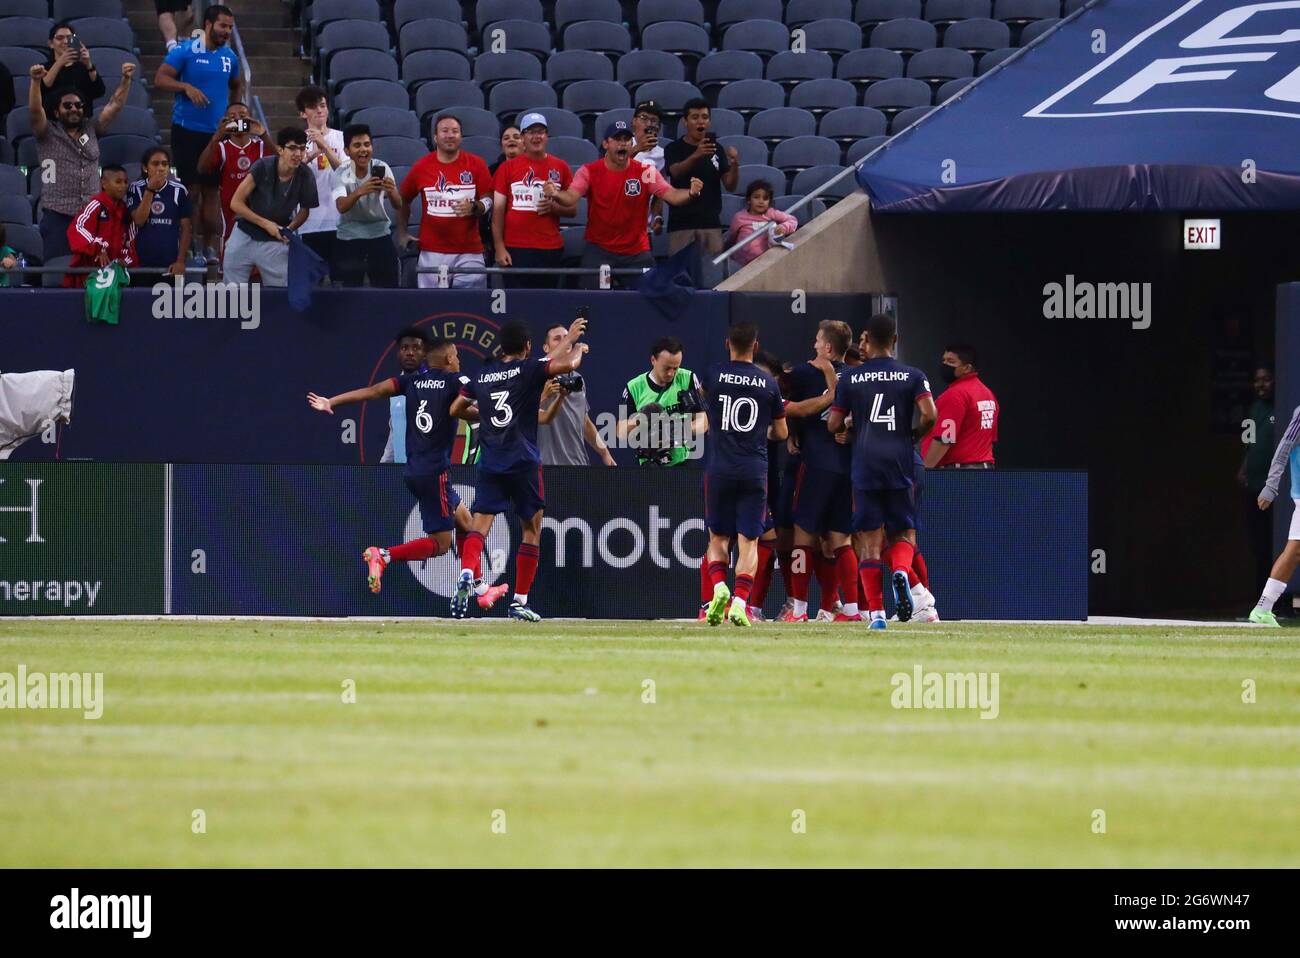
[705,582,731,627]
[1249,607,1281,627]
[727,596,752,628]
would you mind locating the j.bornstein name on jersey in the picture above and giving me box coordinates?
[479,365,528,384]
[716,372,768,388]
[150,276,261,330]
[850,369,912,383]
[50,888,151,938]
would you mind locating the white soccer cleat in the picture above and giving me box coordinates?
[912,606,941,622]
[814,609,836,623]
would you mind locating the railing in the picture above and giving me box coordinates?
[711,2,1095,269]
[414,265,657,289]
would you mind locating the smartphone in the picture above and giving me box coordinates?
[69,34,82,50]
[576,306,589,321]
[704,131,717,144]
[234,118,249,133]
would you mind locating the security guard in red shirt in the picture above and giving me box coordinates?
[921,342,998,469]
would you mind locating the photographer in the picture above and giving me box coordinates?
[538,322,615,466]
[617,336,706,467]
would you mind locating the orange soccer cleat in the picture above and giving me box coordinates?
[362,547,388,594]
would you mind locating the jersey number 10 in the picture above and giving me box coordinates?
[719,394,759,433]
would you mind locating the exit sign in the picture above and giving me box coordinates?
[1184,219,1221,250]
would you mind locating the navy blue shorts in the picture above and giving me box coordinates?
[792,464,853,535]
[472,465,545,520]
[404,471,460,534]
[852,487,916,535]
[705,474,768,539]
[773,459,801,528]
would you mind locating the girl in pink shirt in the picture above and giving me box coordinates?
[727,179,798,268]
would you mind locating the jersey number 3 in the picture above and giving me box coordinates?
[489,390,513,428]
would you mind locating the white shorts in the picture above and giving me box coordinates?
[1289,499,1300,541]
[417,251,486,288]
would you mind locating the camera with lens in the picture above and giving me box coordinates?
[664,387,702,416]
[554,372,584,393]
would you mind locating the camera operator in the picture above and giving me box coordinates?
[538,321,616,466]
[617,335,707,467]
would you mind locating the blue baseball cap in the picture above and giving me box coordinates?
[602,119,633,141]
[518,112,548,131]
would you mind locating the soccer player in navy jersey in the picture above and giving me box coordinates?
[781,320,858,622]
[828,314,936,629]
[307,336,510,611]
[448,316,589,622]
[701,322,788,627]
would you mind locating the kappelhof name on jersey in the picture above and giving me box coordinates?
[1027,0,1300,119]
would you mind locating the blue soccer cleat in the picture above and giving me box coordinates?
[891,570,913,623]
[868,616,888,630]
[451,570,472,619]
[508,600,542,622]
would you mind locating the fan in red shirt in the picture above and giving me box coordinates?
[554,120,702,290]
[491,112,575,289]
[921,342,1000,468]
[197,103,270,257]
[397,112,494,289]
[64,166,135,288]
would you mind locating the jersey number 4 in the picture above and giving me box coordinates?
[869,393,896,431]
[489,390,513,428]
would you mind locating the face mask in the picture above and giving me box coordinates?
[941,364,959,383]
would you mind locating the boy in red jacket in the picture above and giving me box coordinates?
[65,165,136,288]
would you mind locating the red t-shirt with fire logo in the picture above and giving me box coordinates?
[400,151,493,254]
[491,154,573,251]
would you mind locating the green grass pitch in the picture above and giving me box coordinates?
[1,619,1297,867]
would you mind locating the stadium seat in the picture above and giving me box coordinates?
[0,136,12,167]
[316,20,392,75]
[399,19,471,58]
[562,21,632,58]
[85,47,140,82]
[786,0,853,29]
[791,163,852,199]
[846,134,889,163]
[870,18,936,55]
[0,164,25,199]
[351,107,421,139]
[0,47,44,77]
[93,82,149,111]
[977,46,1018,73]
[338,78,408,119]
[548,50,615,92]
[307,0,381,45]
[636,0,705,30]
[100,105,158,140]
[327,49,400,94]
[788,77,856,118]
[17,136,38,172]
[800,19,863,58]
[561,78,627,128]
[695,51,764,104]
[1064,0,1088,12]
[444,107,502,139]
[479,19,553,60]
[393,0,464,32]
[476,0,544,30]
[0,193,33,225]
[372,135,429,167]
[401,50,473,89]
[617,50,685,95]
[5,222,42,264]
[547,135,597,167]
[718,133,767,167]
[555,0,622,31]
[1020,18,1061,44]
[836,47,904,93]
[720,191,745,225]
[734,163,785,196]
[460,135,501,161]
[766,49,833,91]
[721,21,790,60]
[0,0,50,17]
[716,0,783,38]
[747,106,816,145]
[6,107,34,145]
[771,134,841,176]
[633,80,701,120]
[995,0,1061,30]
[716,78,785,119]
[641,21,710,69]
[862,76,931,118]
[490,78,557,121]
[937,76,974,101]
[853,0,921,30]
[706,107,744,138]
[51,0,122,19]
[415,80,484,121]
[6,17,55,51]
[517,107,583,139]
[924,0,991,29]
[561,226,586,265]
[98,133,155,167]
[819,105,886,145]
[943,18,1011,54]
[66,17,132,53]
[905,48,974,90]
[474,50,544,91]
[890,103,932,132]
[775,192,828,225]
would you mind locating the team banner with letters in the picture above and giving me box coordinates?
[856,0,1300,211]
[1,463,1087,619]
